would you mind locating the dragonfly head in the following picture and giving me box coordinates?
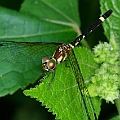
[42,56,56,71]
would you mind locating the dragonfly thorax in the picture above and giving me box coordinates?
[52,43,73,64]
[42,56,56,71]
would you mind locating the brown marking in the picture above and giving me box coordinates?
[52,43,72,64]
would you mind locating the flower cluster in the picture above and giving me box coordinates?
[90,35,119,103]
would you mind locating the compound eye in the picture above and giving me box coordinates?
[42,56,56,71]
[42,56,50,63]
[47,59,56,71]
[42,63,48,71]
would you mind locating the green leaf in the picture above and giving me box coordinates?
[100,0,120,43]
[0,1,80,96]
[24,47,101,120]
[20,0,80,25]
[110,115,120,120]
[0,6,77,43]
[20,0,80,44]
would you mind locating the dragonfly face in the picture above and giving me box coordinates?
[42,56,56,71]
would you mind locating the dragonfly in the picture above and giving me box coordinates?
[0,10,112,119]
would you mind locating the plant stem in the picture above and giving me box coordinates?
[115,98,120,116]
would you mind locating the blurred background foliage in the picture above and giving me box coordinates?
[0,0,117,120]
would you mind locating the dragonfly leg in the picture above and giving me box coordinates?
[39,72,50,83]
[47,70,56,89]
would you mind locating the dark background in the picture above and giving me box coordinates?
[0,0,117,120]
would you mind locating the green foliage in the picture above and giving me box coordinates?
[90,35,119,103]
[100,0,120,42]
[24,47,101,120]
[0,0,79,96]
[110,115,120,120]
[0,0,119,119]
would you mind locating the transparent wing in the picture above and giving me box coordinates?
[0,41,59,63]
[68,50,97,120]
